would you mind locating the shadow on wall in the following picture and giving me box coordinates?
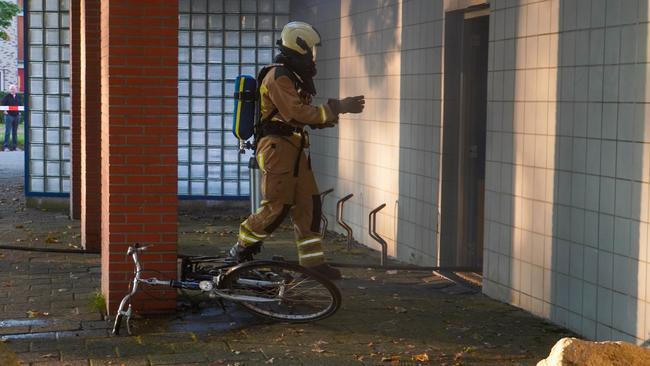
[341,0,402,255]
[348,0,400,83]
[337,0,443,264]
[493,0,649,343]
[395,1,443,265]
[550,0,649,343]
[290,0,342,228]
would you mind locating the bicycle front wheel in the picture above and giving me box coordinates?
[220,260,341,322]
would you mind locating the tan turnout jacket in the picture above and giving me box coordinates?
[259,66,337,128]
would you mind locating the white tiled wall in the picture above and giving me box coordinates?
[484,0,650,344]
[294,0,650,344]
[293,0,450,265]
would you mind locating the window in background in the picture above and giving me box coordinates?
[177,0,289,198]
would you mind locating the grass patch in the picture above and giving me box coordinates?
[89,291,108,319]
[0,122,24,150]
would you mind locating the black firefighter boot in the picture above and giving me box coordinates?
[228,241,263,263]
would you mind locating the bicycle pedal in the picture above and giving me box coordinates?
[271,255,285,261]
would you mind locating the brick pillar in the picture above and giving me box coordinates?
[100,0,178,314]
[80,0,101,252]
[69,0,81,219]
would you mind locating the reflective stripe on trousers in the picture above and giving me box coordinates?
[297,236,325,267]
[238,222,267,246]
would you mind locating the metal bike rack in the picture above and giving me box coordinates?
[319,188,334,238]
[369,203,388,266]
[336,193,354,250]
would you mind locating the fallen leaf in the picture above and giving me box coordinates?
[45,236,59,243]
[311,340,328,349]
[381,355,400,362]
[414,353,430,362]
[26,310,40,318]
[394,306,407,313]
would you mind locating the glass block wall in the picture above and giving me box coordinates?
[26,0,71,194]
[24,0,290,198]
[177,0,289,197]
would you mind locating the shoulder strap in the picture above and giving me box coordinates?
[256,63,301,123]
[252,65,282,149]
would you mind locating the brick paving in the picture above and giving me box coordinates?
[0,232,575,366]
[0,159,575,365]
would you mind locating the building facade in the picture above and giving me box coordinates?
[297,0,650,345]
[25,0,288,197]
[0,0,20,91]
[22,0,650,345]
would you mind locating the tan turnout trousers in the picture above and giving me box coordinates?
[238,65,338,267]
[241,134,324,266]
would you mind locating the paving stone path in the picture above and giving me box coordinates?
[0,157,575,365]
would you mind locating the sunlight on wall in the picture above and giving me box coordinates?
[505,1,558,319]
[336,3,402,256]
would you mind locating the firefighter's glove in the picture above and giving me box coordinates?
[329,95,365,114]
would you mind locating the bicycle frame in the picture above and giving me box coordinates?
[112,244,290,335]
[113,245,200,335]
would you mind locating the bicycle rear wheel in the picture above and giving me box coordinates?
[220,260,341,322]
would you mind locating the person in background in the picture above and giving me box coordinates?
[2,84,22,152]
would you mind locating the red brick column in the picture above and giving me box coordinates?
[80,0,101,252]
[69,0,81,219]
[100,0,178,314]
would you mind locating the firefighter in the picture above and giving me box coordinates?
[229,21,365,279]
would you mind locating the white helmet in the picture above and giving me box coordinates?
[280,21,321,55]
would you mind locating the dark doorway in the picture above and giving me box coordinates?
[440,7,489,268]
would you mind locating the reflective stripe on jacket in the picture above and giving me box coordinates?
[260,67,336,127]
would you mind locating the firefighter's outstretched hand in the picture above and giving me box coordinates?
[328,96,365,114]
[338,95,365,114]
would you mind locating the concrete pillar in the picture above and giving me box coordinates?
[80,0,101,252]
[69,0,81,220]
[100,0,179,313]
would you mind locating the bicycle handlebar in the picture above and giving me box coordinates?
[126,243,150,256]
